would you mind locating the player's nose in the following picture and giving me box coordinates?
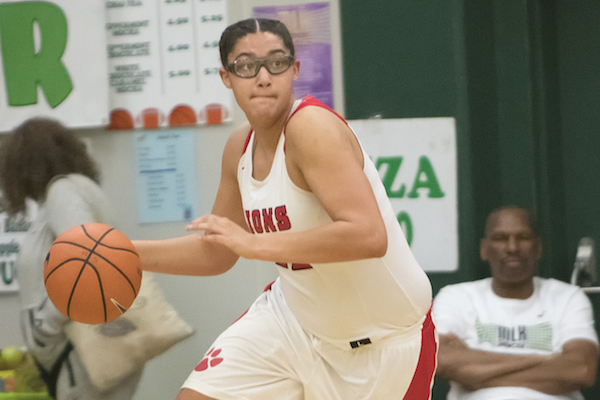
[256,66,272,86]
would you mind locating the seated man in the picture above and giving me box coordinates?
[432,206,599,399]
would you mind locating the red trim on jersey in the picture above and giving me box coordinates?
[288,94,347,124]
[242,129,253,155]
[402,309,438,400]
[282,95,347,153]
[243,95,344,155]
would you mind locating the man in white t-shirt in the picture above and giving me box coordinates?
[432,206,599,400]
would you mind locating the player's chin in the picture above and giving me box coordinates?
[248,104,282,121]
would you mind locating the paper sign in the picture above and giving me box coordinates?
[350,117,458,272]
[134,129,198,223]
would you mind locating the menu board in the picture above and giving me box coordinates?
[105,0,231,129]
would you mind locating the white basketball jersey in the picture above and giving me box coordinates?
[237,95,432,348]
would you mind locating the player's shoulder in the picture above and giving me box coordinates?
[287,103,345,129]
[223,122,252,159]
[286,99,347,135]
[285,105,352,158]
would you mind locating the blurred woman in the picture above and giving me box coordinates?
[0,118,143,400]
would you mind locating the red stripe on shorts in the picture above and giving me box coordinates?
[402,309,438,400]
[233,280,276,324]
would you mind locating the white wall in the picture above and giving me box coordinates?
[0,1,343,399]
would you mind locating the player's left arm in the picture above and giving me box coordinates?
[190,106,387,264]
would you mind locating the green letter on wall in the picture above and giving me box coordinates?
[407,156,445,198]
[0,1,72,108]
[376,157,406,198]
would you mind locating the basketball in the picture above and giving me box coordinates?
[44,223,142,325]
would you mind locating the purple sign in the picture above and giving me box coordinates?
[252,3,334,108]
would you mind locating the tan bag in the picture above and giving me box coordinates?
[65,272,194,392]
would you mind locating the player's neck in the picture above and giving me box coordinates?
[249,99,294,145]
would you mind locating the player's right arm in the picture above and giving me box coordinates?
[134,126,250,276]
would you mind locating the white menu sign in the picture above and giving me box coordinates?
[105,0,231,129]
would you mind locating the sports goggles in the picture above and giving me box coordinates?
[226,54,295,78]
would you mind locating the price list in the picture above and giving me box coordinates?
[105,0,230,129]
[134,129,198,223]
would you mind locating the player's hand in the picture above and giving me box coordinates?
[186,214,256,259]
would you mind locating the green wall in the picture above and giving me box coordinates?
[340,0,600,398]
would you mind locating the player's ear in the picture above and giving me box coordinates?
[220,67,232,89]
[292,60,300,81]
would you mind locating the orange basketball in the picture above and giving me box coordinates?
[44,223,142,325]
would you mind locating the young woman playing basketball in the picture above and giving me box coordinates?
[134,18,437,400]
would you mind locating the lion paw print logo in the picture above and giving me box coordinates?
[195,348,224,371]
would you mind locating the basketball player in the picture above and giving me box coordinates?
[134,18,437,400]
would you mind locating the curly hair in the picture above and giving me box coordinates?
[0,118,100,215]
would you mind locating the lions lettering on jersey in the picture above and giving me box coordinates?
[245,205,314,270]
[245,205,291,233]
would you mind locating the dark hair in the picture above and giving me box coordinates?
[0,118,100,215]
[484,206,540,237]
[219,18,295,67]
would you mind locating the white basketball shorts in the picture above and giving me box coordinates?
[181,279,437,400]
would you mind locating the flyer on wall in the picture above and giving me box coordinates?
[252,3,334,109]
[134,128,199,223]
[0,197,37,293]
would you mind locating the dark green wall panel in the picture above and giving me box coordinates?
[341,0,600,397]
[340,1,457,119]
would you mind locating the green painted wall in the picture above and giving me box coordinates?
[340,0,600,398]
